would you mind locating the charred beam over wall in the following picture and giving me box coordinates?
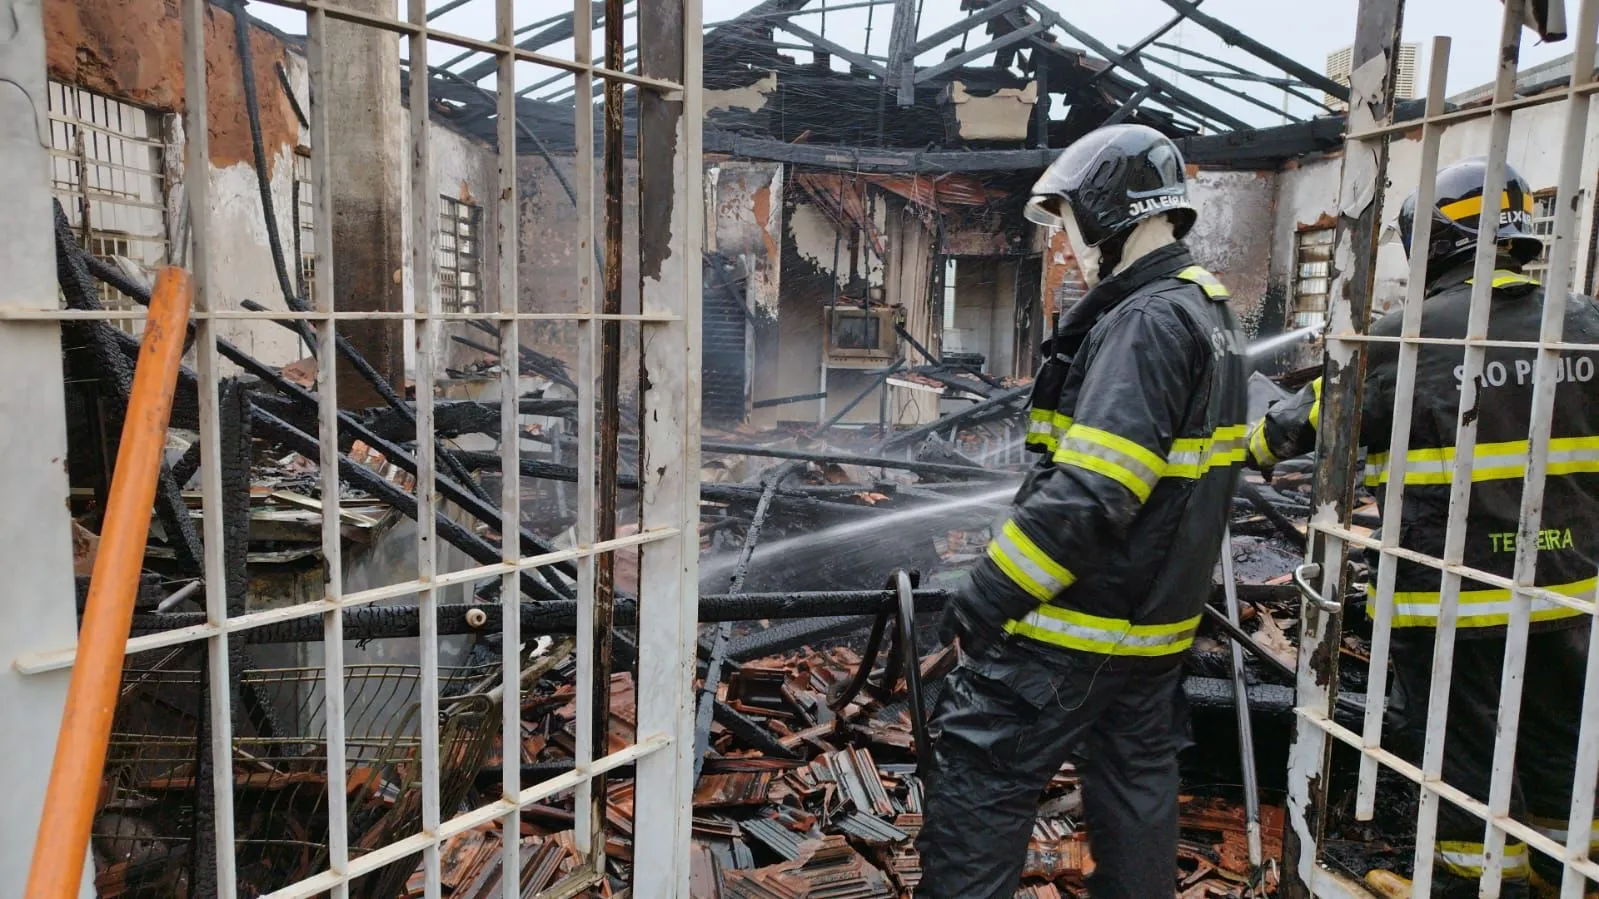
[1150,0,1352,102]
[703,117,1348,173]
[1281,0,1405,895]
[128,584,1297,642]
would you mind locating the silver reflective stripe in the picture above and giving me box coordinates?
[987,522,1072,600]
[1166,429,1248,477]
[1015,613,1197,648]
[1057,433,1163,490]
[1436,844,1529,877]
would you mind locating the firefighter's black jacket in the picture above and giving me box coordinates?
[964,243,1250,665]
[1249,261,1599,631]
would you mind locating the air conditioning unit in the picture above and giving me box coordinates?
[825,305,898,365]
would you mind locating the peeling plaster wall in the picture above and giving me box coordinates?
[707,71,777,115]
[706,161,784,318]
[45,0,299,177]
[516,154,643,370]
[401,121,502,376]
[1040,228,1089,324]
[942,81,1038,142]
[1273,101,1599,341]
[1188,168,1278,337]
[945,258,1018,379]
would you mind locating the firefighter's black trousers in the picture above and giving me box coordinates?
[914,639,1189,899]
[1386,624,1594,896]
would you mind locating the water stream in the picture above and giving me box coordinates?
[699,480,1022,586]
[1246,324,1319,360]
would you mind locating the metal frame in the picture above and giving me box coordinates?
[1285,1,1599,897]
[1,0,702,896]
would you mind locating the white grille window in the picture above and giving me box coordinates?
[46,82,168,329]
[1292,227,1334,329]
[1522,189,1577,285]
[438,195,482,313]
[295,149,315,305]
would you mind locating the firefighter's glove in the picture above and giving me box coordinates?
[939,573,1008,655]
[1244,420,1276,483]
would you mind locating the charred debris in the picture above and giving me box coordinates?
[44,0,1407,897]
[67,190,1377,896]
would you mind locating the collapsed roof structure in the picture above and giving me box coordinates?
[413,0,1353,172]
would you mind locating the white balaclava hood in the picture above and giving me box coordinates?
[1060,207,1178,289]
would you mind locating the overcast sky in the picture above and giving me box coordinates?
[250,0,1574,128]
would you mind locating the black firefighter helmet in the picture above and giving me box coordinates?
[1398,157,1544,280]
[1024,124,1197,246]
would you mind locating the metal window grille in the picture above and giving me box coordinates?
[1525,188,1581,286]
[295,149,316,306]
[1292,226,1334,329]
[1285,2,1599,898]
[438,195,482,313]
[46,80,169,332]
[0,1,704,897]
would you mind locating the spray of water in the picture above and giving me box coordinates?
[700,480,1022,585]
[1246,325,1318,360]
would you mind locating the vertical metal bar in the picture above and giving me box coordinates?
[1413,6,1522,896]
[587,0,627,869]
[1558,18,1599,899]
[1282,1,1405,896]
[1485,0,1595,891]
[572,0,600,863]
[183,0,239,890]
[0,0,86,890]
[306,2,348,893]
[633,0,702,893]
[408,5,442,896]
[1355,35,1451,822]
[495,0,522,893]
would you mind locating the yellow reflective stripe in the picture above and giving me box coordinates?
[1025,410,1074,454]
[1248,420,1279,467]
[1436,840,1530,878]
[1005,608,1201,656]
[1165,424,1249,478]
[1308,378,1323,433]
[1467,268,1542,288]
[1439,191,1534,222]
[1527,816,1599,849]
[1363,436,1599,487]
[1054,425,1166,502]
[1368,577,1596,628]
[1176,265,1230,298]
[986,519,1075,602]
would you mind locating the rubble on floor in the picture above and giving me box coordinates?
[402,641,1285,899]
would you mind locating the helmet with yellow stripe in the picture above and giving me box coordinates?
[1398,157,1544,281]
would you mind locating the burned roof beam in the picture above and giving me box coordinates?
[1019,0,1251,131]
[772,19,889,77]
[1149,0,1351,102]
[455,3,633,84]
[1078,0,1203,91]
[911,0,1028,56]
[913,21,1048,85]
[705,0,814,49]
[885,0,918,103]
[1136,51,1307,123]
[436,11,570,70]
[1150,40,1339,113]
[703,0,893,28]
[1103,82,1158,126]
[519,43,640,97]
[703,116,1347,171]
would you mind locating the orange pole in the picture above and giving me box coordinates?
[26,267,194,899]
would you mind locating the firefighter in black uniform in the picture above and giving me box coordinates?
[1248,158,1599,897]
[915,124,1250,899]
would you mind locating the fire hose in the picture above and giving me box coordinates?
[827,569,934,776]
